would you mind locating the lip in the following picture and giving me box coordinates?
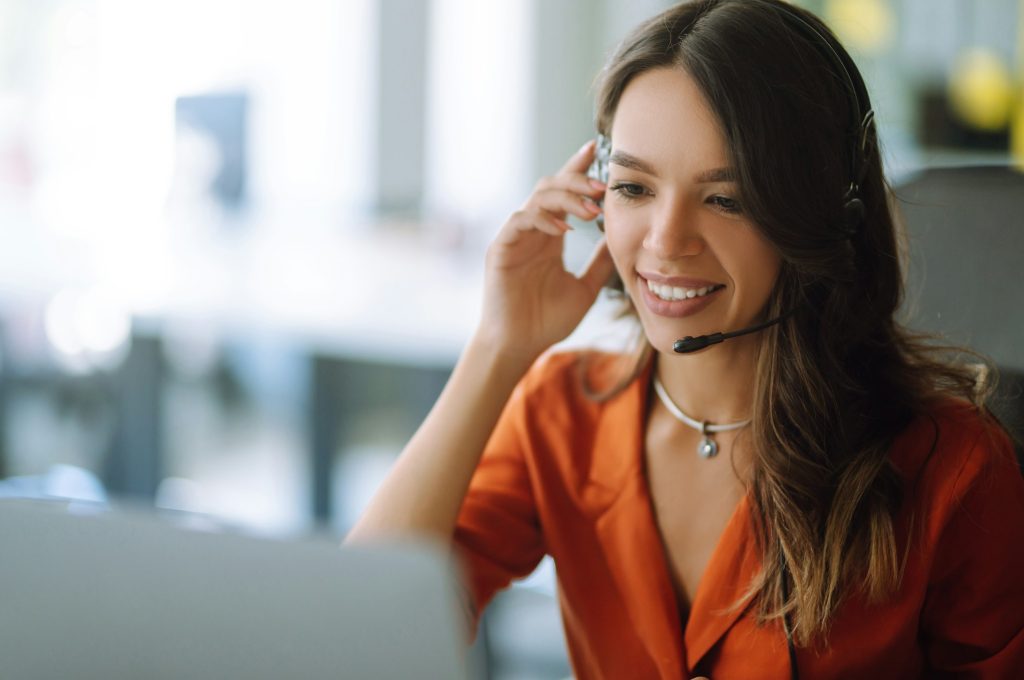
[638,271,723,288]
[636,273,724,318]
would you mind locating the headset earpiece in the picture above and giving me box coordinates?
[842,185,866,234]
[587,134,611,233]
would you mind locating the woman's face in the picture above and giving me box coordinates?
[605,66,782,355]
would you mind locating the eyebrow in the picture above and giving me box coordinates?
[608,150,658,176]
[608,150,737,183]
[695,167,738,183]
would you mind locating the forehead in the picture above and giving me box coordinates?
[609,67,730,174]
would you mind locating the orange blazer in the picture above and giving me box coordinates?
[453,352,1024,679]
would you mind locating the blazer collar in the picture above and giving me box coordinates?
[589,352,761,675]
[683,493,761,670]
[585,351,654,498]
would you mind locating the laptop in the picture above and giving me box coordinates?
[0,499,469,679]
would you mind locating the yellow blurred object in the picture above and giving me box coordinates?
[824,0,894,53]
[1012,0,1024,168]
[948,48,1015,132]
[1013,97,1024,168]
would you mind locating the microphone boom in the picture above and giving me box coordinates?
[672,311,793,354]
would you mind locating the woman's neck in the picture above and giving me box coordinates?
[653,334,761,425]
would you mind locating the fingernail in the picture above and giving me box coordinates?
[589,179,606,190]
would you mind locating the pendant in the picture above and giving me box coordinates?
[698,420,718,458]
[698,437,718,459]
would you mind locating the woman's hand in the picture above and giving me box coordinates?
[476,139,615,363]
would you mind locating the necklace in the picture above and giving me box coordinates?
[652,376,752,458]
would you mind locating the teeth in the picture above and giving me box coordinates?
[646,280,720,301]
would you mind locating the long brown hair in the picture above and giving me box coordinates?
[589,0,993,646]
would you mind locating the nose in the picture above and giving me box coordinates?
[641,194,704,259]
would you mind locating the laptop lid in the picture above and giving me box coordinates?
[0,499,469,680]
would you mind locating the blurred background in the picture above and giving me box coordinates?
[0,0,1022,678]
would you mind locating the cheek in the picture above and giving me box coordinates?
[601,209,643,263]
[738,239,782,296]
[603,226,627,261]
[601,224,639,287]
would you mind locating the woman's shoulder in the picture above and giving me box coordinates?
[891,398,1020,510]
[517,348,645,405]
[502,349,649,455]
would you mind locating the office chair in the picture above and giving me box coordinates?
[893,165,1024,463]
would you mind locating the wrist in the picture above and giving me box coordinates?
[466,327,542,381]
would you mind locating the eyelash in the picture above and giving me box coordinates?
[608,182,743,214]
[708,195,743,214]
[609,182,648,202]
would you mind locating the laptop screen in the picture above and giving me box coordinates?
[0,499,469,680]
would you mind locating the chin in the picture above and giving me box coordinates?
[637,322,687,356]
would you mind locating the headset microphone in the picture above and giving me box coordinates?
[673,311,792,354]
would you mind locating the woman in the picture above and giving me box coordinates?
[347,1,1024,677]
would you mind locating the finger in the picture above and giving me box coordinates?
[535,172,607,199]
[526,187,603,222]
[495,209,570,245]
[510,209,571,238]
[557,138,599,175]
[578,238,618,295]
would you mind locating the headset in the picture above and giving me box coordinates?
[751,11,875,679]
[773,0,877,236]
[586,133,612,231]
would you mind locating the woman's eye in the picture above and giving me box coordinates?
[609,182,649,201]
[708,195,742,214]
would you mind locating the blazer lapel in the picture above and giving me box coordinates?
[590,357,687,678]
[595,487,687,678]
[683,493,762,670]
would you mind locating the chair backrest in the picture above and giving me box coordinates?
[894,165,1024,461]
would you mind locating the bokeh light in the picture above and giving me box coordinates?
[949,48,1015,132]
[824,0,896,54]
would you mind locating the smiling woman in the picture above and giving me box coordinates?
[604,67,782,359]
[345,1,1024,679]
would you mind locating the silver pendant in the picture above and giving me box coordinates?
[698,437,718,458]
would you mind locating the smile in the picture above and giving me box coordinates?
[646,280,726,302]
[636,274,725,319]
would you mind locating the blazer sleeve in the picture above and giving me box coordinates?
[921,423,1024,677]
[451,376,547,637]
